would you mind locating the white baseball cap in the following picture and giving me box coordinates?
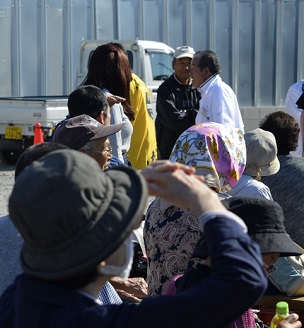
[174,46,195,59]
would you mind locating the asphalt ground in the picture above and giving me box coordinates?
[0,159,155,218]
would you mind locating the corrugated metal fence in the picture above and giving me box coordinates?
[0,0,303,110]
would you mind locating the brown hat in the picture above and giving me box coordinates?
[53,114,123,150]
[9,150,148,281]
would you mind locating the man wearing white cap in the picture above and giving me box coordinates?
[155,46,200,159]
[191,50,244,130]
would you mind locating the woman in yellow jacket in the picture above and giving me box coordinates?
[128,73,158,169]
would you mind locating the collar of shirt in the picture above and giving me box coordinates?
[198,73,218,94]
[174,73,192,86]
[77,289,103,305]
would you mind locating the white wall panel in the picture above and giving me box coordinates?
[0,0,303,110]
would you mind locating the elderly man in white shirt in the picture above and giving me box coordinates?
[191,50,244,130]
[285,80,304,157]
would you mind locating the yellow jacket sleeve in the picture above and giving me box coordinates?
[128,73,158,169]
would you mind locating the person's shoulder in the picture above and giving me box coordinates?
[237,177,271,197]
[157,75,176,93]
[107,156,126,168]
[280,154,304,168]
[132,73,144,85]
[130,73,150,98]
[131,73,148,90]
[288,80,304,92]
[207,75,225,92]
[216,76,235,93]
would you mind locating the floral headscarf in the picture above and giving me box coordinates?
[169,123,246,192]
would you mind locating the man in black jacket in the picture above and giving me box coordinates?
[155,46,200,159]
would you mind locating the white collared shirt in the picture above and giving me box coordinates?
[195,74,244,130]
[285,80,304,157]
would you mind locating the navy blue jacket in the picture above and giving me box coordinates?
[0,217,267,328]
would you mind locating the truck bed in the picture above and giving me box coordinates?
[0,96,69,164]
[0,96,68,126]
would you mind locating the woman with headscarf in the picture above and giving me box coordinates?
[143,122,246,296]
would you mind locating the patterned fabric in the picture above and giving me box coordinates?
[144,198,205,296]
[225,309,257,328]
[98,281,122,305]
[170,122,246,192]
[144,122,246,296]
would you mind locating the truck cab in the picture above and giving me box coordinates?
[76,39,174,117]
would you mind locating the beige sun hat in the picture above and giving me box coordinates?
[244,128,280,178]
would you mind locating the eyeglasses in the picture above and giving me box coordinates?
[92,145,112,155]
[102,145,112,154]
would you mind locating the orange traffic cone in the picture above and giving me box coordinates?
[33,122,44,144]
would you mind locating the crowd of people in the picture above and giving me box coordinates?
[0,42,303,327]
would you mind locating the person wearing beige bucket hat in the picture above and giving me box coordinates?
[228,128,280,200]
[0,149,269,327]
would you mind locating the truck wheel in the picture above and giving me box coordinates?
[0,150,21,166]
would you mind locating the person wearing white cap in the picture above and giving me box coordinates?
[155,45,200,159]
[191,50,244,130]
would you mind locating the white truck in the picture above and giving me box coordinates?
[0,96,69,164]
[0,40,174,164]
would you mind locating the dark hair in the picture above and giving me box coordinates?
[259,111,300,155]
[110,42,125,52]
[15,142,69,179]
[82,44,134,121]
[68,85,109,120]
[195,50,221,74]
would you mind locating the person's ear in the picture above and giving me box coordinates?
[172,59,176,70]
[97,112,104,124]
[204,67,211,77]
[96,261,107,275]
